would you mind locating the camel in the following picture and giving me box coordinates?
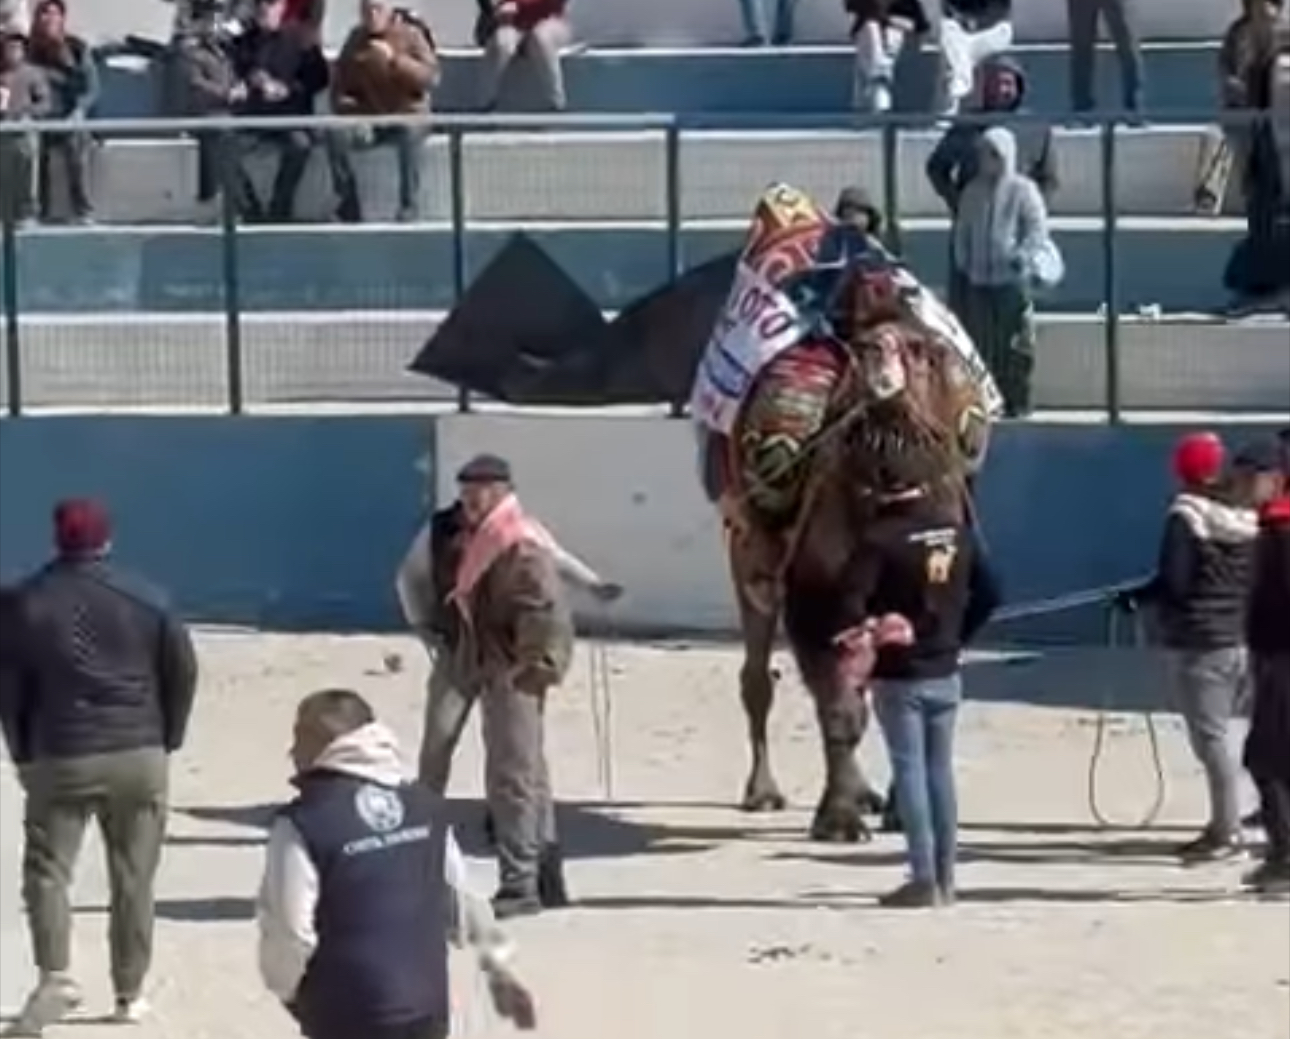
[691,184,999,841]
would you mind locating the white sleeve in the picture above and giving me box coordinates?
[549,539,604,593]
[257,816,319,1003]
[442,826,516,972]
[395,523,435,633]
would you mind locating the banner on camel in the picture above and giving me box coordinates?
[689,183,1003,435]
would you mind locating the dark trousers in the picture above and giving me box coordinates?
[326,125,427,222]
[950,273,1035,417]
[1256,778,1290,865]
[195,130,225,203]
[22,748,168,998]
[306,1017,448,1039]
[481,678,557,893]
[231,129,314,222]
[38,131,93,219]
[0,133,36,222]
[1066,0,1143,112]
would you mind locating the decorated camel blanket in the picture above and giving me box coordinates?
[689,183,1003,436]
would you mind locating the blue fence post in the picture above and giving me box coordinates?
[1099,118,1121,424]
[881,120,902,256]
[449,126,471,414]
[218,130,244,416]
[1,198,20,417]
[666,121,685,418]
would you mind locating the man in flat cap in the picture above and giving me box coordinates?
[397,455,612,917]
[0,499,197,1034]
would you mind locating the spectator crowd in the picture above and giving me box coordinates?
[0,0,1287,409]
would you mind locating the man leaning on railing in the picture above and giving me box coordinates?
[0,25,49,227]
[327,0,439,224]
[227,0,329,224]
[26,0,96,225]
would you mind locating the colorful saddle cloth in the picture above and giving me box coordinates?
[690,183,1002,517]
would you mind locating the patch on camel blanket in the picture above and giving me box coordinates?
[690,182,1003,435]
[738,340,844,515]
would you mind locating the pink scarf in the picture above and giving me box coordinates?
[450,493,557,615]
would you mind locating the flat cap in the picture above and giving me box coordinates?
[456,453,512,484]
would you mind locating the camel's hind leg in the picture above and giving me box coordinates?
[730,536,787,813]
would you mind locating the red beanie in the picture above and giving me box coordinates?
[53,498,112,557]
[1172,432,1225,487]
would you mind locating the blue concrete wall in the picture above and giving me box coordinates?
[0,416,433,630]
[1,416,1282,635]
[97,44,1221,120]
[8,224,1237,314]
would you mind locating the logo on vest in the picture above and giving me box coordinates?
[344,784,432,858]
[355,784,406,834]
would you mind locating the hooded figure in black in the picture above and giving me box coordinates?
[925,55,1059,212]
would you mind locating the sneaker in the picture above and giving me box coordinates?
[1176,832,1245,865]
[492,887,542,920]
[877,880,941,909]
[1243,859,1290,893]
[112,996,150,1024]
[4,974,83,1037]
[1241,808,1264,830]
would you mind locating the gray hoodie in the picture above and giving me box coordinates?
[950,126,1050,289]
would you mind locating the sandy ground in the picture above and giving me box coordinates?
[1,631,1288,1039]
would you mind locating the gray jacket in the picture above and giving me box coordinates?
[951,126,1050,288]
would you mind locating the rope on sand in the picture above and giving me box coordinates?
[996,578,1168,830]
[587,635,615,802]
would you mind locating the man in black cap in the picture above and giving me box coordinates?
[398,453,608,917]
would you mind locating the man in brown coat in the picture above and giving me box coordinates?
[327,0,438,222]
[448,454,575,919]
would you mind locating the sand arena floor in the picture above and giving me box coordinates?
[1,631,1288,1039]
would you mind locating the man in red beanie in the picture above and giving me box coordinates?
[1123,432,1261,864]
[0,499,197,1035]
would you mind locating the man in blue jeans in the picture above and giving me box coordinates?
[737,0,796,45]
[833,479,999,908]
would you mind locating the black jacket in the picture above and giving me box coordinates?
[0,559,198,764]
[1139,492,1259,650]
[1247,495,1290,656]
[230,25,328,118]
[785,494,1001,681]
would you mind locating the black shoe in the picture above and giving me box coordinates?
[877,880,941,909]
[1243,859,1290,891]
[482,809,496,848]
[537,845,570,909]
[1176,831,1245,864]
[1242,808,1264,830]
[492,887,542,920]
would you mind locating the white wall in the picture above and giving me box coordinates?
[435,413,738,634]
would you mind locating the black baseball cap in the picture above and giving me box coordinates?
[1233,438,1282,473]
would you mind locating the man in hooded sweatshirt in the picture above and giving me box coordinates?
[926,57,1059,211]
[1122,432,1261,864]
[947,126,1052,418]
[257,689,539,1039]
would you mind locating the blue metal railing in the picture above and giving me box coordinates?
[0,108,1273,417]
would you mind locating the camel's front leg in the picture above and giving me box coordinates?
[730,534,787,813]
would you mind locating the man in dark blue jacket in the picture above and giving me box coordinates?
[258,689,537,1038]
[0,499,197,1035]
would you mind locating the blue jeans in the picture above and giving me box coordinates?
[737,0,797,43]
[873,674,961,888]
